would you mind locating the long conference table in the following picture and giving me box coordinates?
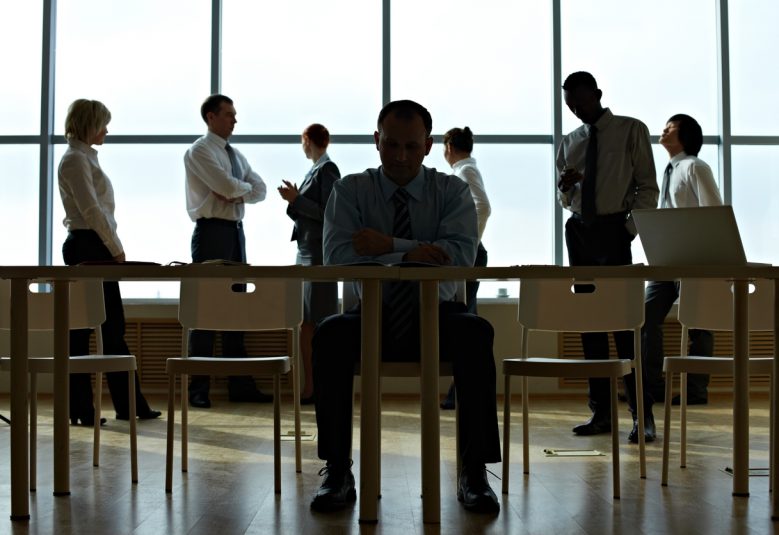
[1,264,778,525]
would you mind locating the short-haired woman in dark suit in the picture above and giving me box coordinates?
[278,123,340,403]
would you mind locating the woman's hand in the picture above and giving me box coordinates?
[277,180,299,203]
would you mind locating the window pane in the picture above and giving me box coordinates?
[1,2,42,134]
[731,146,779,264]
[426,144,554,298]
[0,147,39,264]
[561,0,718,137]
[53,144,193,298]
[392,0,553,135]
[729,0,779,135]
[223,0,382,134]
[55,0,210,135]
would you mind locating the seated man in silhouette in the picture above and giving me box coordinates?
[310,99,501,515]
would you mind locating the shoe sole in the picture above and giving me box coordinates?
[457,491,500,514]
[310,488,357,513]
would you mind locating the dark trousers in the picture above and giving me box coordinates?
[188,218,254,397]
[465,242,488,314]
[313,301,501,467]
[62,230,152,418]
[565,215,644,418]
[642,281,712,404]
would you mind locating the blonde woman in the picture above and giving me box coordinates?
[59,99,160,424]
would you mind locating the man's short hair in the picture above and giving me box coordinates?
[377,100,433,137]
[668,113,703,156]
[562,71,599,92]
[201,94,233,123]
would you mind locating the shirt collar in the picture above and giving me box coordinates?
[669,151,688,167]
[452,157,476,171]
[591,108,614,132]
[67,138,97,157]
[312,152,331,169]
[205,130,229,148]
[378,166,426,202]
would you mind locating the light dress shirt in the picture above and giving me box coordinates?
[323,165,478,302]
[556,108,658,232]
[451,157,491,240]
[184,131,267,222]
[661,152,722,208]
[58,139,124,257]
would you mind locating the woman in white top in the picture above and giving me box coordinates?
[58,99,160,425]
[441,126,491,408]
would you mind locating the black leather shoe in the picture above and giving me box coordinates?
[572,414,611,435]
[457,465,500,514]
[310,463,356,513]
[300,395,315,406]
[440,383,456,410]
[71,417,107,427]
[628,412,656,443]
[229,389,273,403]
[189,392,211,408]
[671,394,708,406]
[116,409,162,421]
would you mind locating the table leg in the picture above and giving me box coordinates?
[53,280,70,496]
[9,279,30,520]
[420,280,440,524]
[359,280,381,524]
[771,279,779,518]
[732,279,749,497]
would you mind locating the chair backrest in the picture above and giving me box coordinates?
[341,280,466,313]
[677,278,775,332]
[0,279,106,331]
[178,278,303,332]
[518,278,646,333]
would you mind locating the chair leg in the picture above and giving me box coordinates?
[29,372,37,492]
[610,376,620,500]
[522,376,530,475]
[680,372,687,468]
[182,373,188,473]
[662,370,674,486]
[292,327,302,474]
[455,396,461,493]
[274,373,281,494]
[129,370,138,484]
[93,372,102,467]
[165,373,176,493]
[502,374,511,494]
[377,377,382,500]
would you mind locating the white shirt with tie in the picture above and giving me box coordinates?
[184,131,267,222]
[660,151,722,208]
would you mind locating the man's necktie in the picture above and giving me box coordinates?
[225,143,241,179]
[660,162,673,208]
[582,125,598,225]
[387,188,414,341]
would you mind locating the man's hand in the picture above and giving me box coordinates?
[277,180,299,203]
[352,228,393,256]
[403,243,451,265]
[213,191,244,204]
[557,167,584,192]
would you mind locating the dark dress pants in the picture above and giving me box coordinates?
[62,230,152,418]
[188,218,254,397]
[565,215,643,419]
[312,301,501,467]
[465,241,488,315]
[642,281,712,404]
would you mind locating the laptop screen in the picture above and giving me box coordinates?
[632,206,747,266]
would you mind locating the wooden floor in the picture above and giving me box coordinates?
[1,393,777,534]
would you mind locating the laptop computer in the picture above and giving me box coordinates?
[632,206,748,265]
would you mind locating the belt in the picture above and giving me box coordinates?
[571,211,628,224]
[196,217,242,229]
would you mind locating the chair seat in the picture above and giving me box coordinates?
[664,356,772,375]
[166,356,290,376]
[503,357,632,378]
[0,355,136,374]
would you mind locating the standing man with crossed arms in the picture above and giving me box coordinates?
[556,72,658,442]
[183,94,271,408]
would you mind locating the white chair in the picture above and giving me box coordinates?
[165,278,302,494]
[0,279,138,491]
[502,278,647,499]
[343,281,462,496]
[661,278,774,485]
